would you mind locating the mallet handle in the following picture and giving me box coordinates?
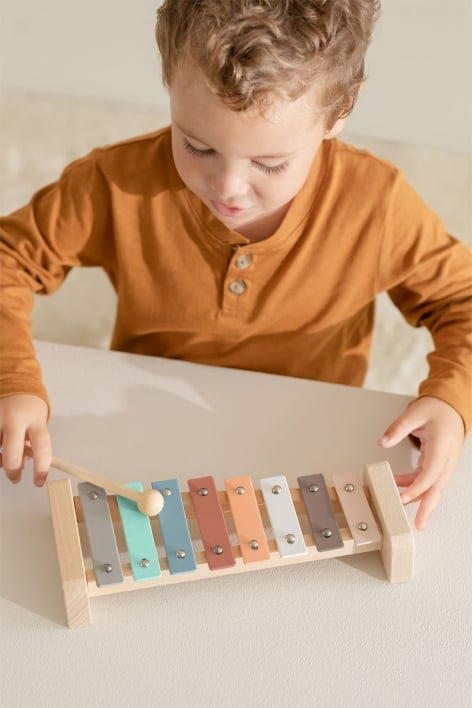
[50,455,141,505]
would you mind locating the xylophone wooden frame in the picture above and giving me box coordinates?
[47,461,414,628]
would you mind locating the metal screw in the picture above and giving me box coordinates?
[322,528,333,538]
[140,558,151,568]
[272,485,283,495]
[358,522,368,532]
[286,533,296,544]
[236,486,246,495]
[88,491,99,500]
[176,549,186,559]
[344,483,355,493]
[249,540,259,550]
[103,563,113,573]
[198,488,209,496]
[162,488,172,497]
[213,545,223,555]
[308,484,319,493]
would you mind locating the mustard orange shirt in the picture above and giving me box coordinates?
[1,128,471,429]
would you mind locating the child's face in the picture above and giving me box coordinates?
[169,65,342,239]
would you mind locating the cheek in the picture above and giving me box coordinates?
[283,155,319,194]
[171,138,203,189]
[173,149,195,185]
[264,168,309,203]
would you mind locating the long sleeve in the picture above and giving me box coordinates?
[378,172,472,430]
[0,151,112,404]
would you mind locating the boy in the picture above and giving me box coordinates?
[0,0,471,531]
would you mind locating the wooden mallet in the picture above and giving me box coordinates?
[16,448,164,516]
[50,456,164,516]
[51,457,164,516]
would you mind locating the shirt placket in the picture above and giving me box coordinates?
[221,248,254,315]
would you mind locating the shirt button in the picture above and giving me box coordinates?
[229,280,246,296]
[235,254,252,270]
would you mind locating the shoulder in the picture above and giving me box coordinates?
[60,126,177,191]
[93,126,172,161]
[326,139,401,190]
[321,139,430,222]
[94,127,175,178]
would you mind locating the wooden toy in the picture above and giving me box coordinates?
[44,453,164,516]
[47,460,414,628]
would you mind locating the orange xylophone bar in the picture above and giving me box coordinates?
[47,461,414,628]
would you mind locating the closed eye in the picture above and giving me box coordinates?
[183,138,288,176]
[253,161,288,176]
[183,139,214,157]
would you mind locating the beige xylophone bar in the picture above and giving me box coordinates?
[47,460,414,628]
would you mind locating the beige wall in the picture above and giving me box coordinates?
[1,0,470,153]
[348,0,471,154]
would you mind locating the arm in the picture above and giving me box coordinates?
[0,152,111,482]
[377,174,472,528]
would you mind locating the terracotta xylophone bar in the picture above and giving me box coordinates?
[47,461,415,628]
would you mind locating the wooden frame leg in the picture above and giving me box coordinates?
[365,461,415,583]
[48,479,92,628]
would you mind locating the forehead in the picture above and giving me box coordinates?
[169,64,324,155]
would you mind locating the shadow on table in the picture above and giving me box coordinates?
[0,501,67,627]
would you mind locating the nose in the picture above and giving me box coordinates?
[209,163,247,199]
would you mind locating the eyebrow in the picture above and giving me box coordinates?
[175,122,300,160]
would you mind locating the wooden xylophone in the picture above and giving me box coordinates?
[47,460,414,628]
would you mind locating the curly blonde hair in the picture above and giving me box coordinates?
[156,0,380,127]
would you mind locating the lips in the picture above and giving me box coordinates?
[211,200,247,217]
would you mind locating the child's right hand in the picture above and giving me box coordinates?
[0,394,51,486]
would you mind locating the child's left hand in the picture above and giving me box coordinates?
[378,396,465,530]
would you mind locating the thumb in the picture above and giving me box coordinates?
[379,408,422,448]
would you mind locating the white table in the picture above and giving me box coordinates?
[1,341,471,708]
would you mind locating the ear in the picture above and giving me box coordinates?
[324,117,347,140]
[324,83,363,140]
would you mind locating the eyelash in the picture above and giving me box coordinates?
[183,139,288,176]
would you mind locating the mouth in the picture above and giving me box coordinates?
[211,200,248,218]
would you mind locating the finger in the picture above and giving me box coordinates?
[412,486,444,531]
[0,427,27,483]
[394,454,424,488]
[0,454,23,482]
[379,410,426,448]
[400,441,450,503]
[27,426,52,487]
[394,473,420,488]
